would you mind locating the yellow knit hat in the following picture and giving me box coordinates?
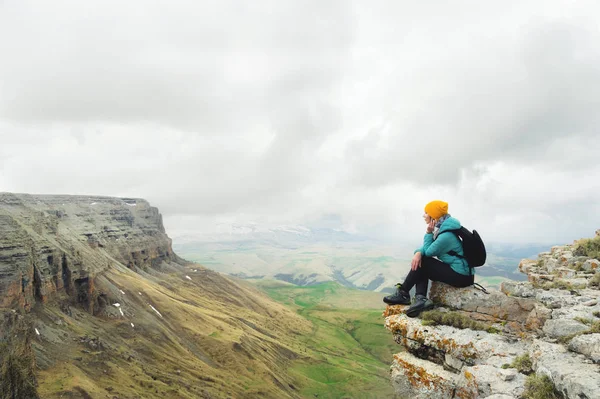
[424,200,448,220]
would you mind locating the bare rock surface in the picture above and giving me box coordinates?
[568,333,600,363]
[0,193,178,311]
[390,352,457,399]
[530,340,600,398]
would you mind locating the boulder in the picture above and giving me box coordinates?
[544,258,559,272]
[552,267,575,278]
[542,319,589,339]
[390,352,457,399]
[501,281,536,298]
[583,259,600,272]
[518,259,538,274]
[558,251,573,265]
[429,282,536,327]
[530,340,600,399]
[551,302,600,322]
[568,333,600,363]
[524,304,552,332]
[454,365,526,398]
[535,289,583,308]
[562,277,591,287]
[527,273,554,285]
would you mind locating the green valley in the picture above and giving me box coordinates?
[254,281,399,399]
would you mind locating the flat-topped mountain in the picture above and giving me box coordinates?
[0,193,318,398]
[0,193,176,310]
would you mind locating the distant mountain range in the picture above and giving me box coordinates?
[173,224,550,291]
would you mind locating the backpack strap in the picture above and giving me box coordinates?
[472,282,489,294]
[443,229,463,259]
[448,250,463,258]
[445,229,474,275]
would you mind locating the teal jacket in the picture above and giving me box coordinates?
[414,216,473,276]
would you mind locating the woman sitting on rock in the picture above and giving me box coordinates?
[383,200,475,317]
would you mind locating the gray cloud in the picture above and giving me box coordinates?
[345,17,600,186]
[1,0,599,245]
[0,0,354,133]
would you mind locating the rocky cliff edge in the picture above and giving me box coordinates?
[384,230,600,399]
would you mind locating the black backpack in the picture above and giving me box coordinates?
[446,226,487,267]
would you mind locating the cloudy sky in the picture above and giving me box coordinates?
[1,0,599,245]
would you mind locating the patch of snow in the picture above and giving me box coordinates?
[90,202,97,206]
[131,323,135,328]
[120,290,125,295]
[119,308,124,317]
[113,303,121,307]
[35,328,40,336]
[185,276,192,281]
[138,292,142,296]
[149,305,163,318]
[126,203,137,207]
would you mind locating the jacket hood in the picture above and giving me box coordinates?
[438,216,461,233]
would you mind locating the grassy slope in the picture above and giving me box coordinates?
[255,281,398,399]
[33,265,316,399]
[30,265,397,399]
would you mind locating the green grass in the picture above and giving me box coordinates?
[421,309,499,333]
[574,235,600,259]
[0,315,40,399]
[522,374,562,399]
[502,353,533,375]
[574,317,594,326]
[532,279,587,291]
[257,281,397,399]
[590,273,600,287]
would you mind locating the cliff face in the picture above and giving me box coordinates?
[0,193,313,399]
[384,231,600,399]
[0,193,176,312]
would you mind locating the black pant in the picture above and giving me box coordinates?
[402,256,474,296]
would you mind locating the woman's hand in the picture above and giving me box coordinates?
[411,252,422,271]
[426,220,436,234]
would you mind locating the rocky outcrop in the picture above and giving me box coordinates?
[0,193,179,312]
[385,231,600,399]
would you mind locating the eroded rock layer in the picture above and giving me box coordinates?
[0,193,177,312]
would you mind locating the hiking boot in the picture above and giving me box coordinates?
[383,283,411,305]
[405,294,434,318]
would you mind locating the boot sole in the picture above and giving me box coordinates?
[383,298,411,305]
[405,302,434,318]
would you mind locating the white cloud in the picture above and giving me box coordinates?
[1,0,599,246]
